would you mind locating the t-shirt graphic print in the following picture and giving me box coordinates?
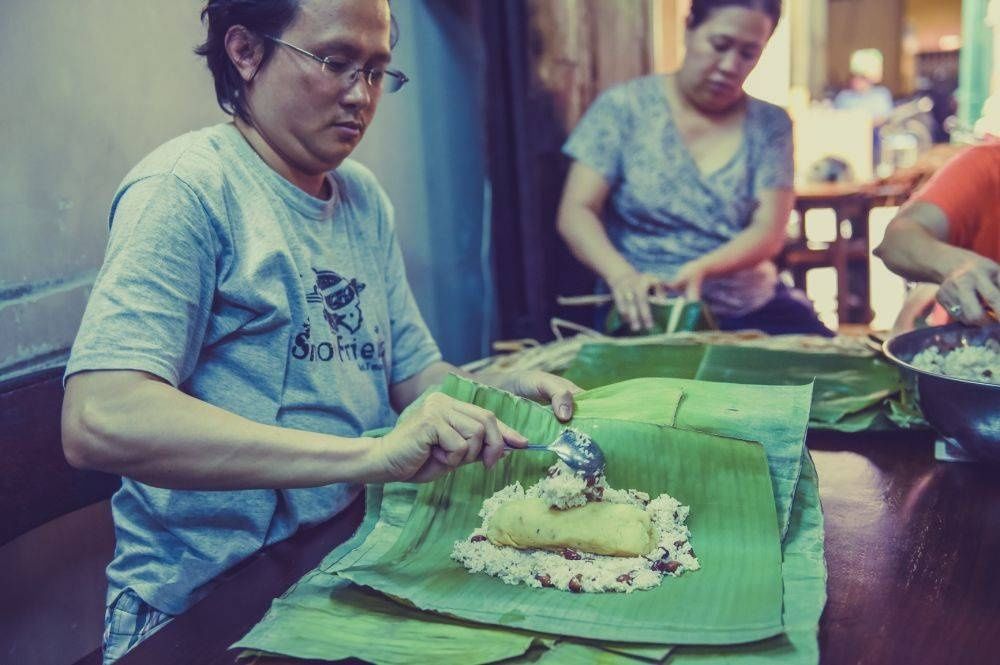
[296,268,386,372]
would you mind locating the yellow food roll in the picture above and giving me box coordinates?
[486,498,657,557]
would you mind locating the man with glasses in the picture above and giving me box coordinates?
[61,1,579,662]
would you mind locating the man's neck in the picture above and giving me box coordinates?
[232,119,331,199]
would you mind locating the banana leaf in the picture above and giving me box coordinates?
[536,641,653,663]
[487,636,672,663]
[564,342,905,431]
[886,390,926,429]
[694,346,900,425]
[235,483,546,665]
[665,451,826,664]
[536,449,825,665]
[574,377,810,538]
[235,578,539,665]
[605,301,715,336]
[331,376,785,645]
[563,343,705,389]
[321,452,823,665]
[234,376,823,663]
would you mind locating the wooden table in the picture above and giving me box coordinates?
[98,428,1000,665]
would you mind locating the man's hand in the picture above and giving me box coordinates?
[489,370,582,422]
[936,256,1000,325]
[375,393,528,483]
[891,283,939,336]
[608,270,668,332]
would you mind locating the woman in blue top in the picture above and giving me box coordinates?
[558,0,831,336]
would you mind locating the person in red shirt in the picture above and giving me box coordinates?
[875,143,1000,327]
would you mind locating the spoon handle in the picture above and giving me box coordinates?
[504,444,550,451]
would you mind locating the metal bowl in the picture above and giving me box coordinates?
[883,323,1000,462]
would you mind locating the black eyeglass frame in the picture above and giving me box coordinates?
[262,34,410,93]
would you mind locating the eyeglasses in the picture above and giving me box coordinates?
[263,35,409,94]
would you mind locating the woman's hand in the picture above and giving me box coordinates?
[935,256,1000,325]
[376,393,528,483]
[608,270,668,331]
[491,370,582,422]
[665,260,708,301]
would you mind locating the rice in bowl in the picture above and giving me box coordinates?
[911,339,1000,385]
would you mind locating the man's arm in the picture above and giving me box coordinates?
[875,202,1000,324]
[891,283,941,335]
[874,201,960,283]
[62,370,386,490]
[63,368,540,489]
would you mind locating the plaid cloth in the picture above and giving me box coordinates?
[102,589,172,664]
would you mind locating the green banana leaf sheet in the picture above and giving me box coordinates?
[235,457,824,665]
[331,378,784,645]
[499,450,826,665]
[663,452,826,664]
[233,484,544,665]
[575,377,810,538]
[565,343,707,387]
[694,345,898,425]
[564,342,907,431]
[234,376,824,663]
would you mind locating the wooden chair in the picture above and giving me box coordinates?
[781,183,875,325]
[0,366,120,665]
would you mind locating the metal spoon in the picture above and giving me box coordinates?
[506,427,607,479]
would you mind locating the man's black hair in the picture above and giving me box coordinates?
[195,0,399,123]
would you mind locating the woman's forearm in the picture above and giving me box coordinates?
[693,190,792,278]
[557,203,635,282]
[63,371,388,490]
[696,222,786,277]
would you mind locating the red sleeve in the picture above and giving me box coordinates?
[911,145,1000,249]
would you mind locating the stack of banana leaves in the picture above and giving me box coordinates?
[592,299,923,432]
[234,374,827,664]
[563,342,925,432]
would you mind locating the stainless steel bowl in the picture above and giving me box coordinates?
[883,323,1000,461]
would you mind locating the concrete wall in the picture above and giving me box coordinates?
[0,0,492,381]
[0,1,224,380]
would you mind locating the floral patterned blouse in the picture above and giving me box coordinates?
[563,75,794,317]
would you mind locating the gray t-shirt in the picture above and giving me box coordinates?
[563,75,795,317]
[66,123,441,614]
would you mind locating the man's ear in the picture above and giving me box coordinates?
[224,25,265,82]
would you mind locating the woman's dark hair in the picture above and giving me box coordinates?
[687,0,782,30]
[195,0,399,123]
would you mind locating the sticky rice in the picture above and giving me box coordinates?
[452,461,699,593]
[911,339,1000,385]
